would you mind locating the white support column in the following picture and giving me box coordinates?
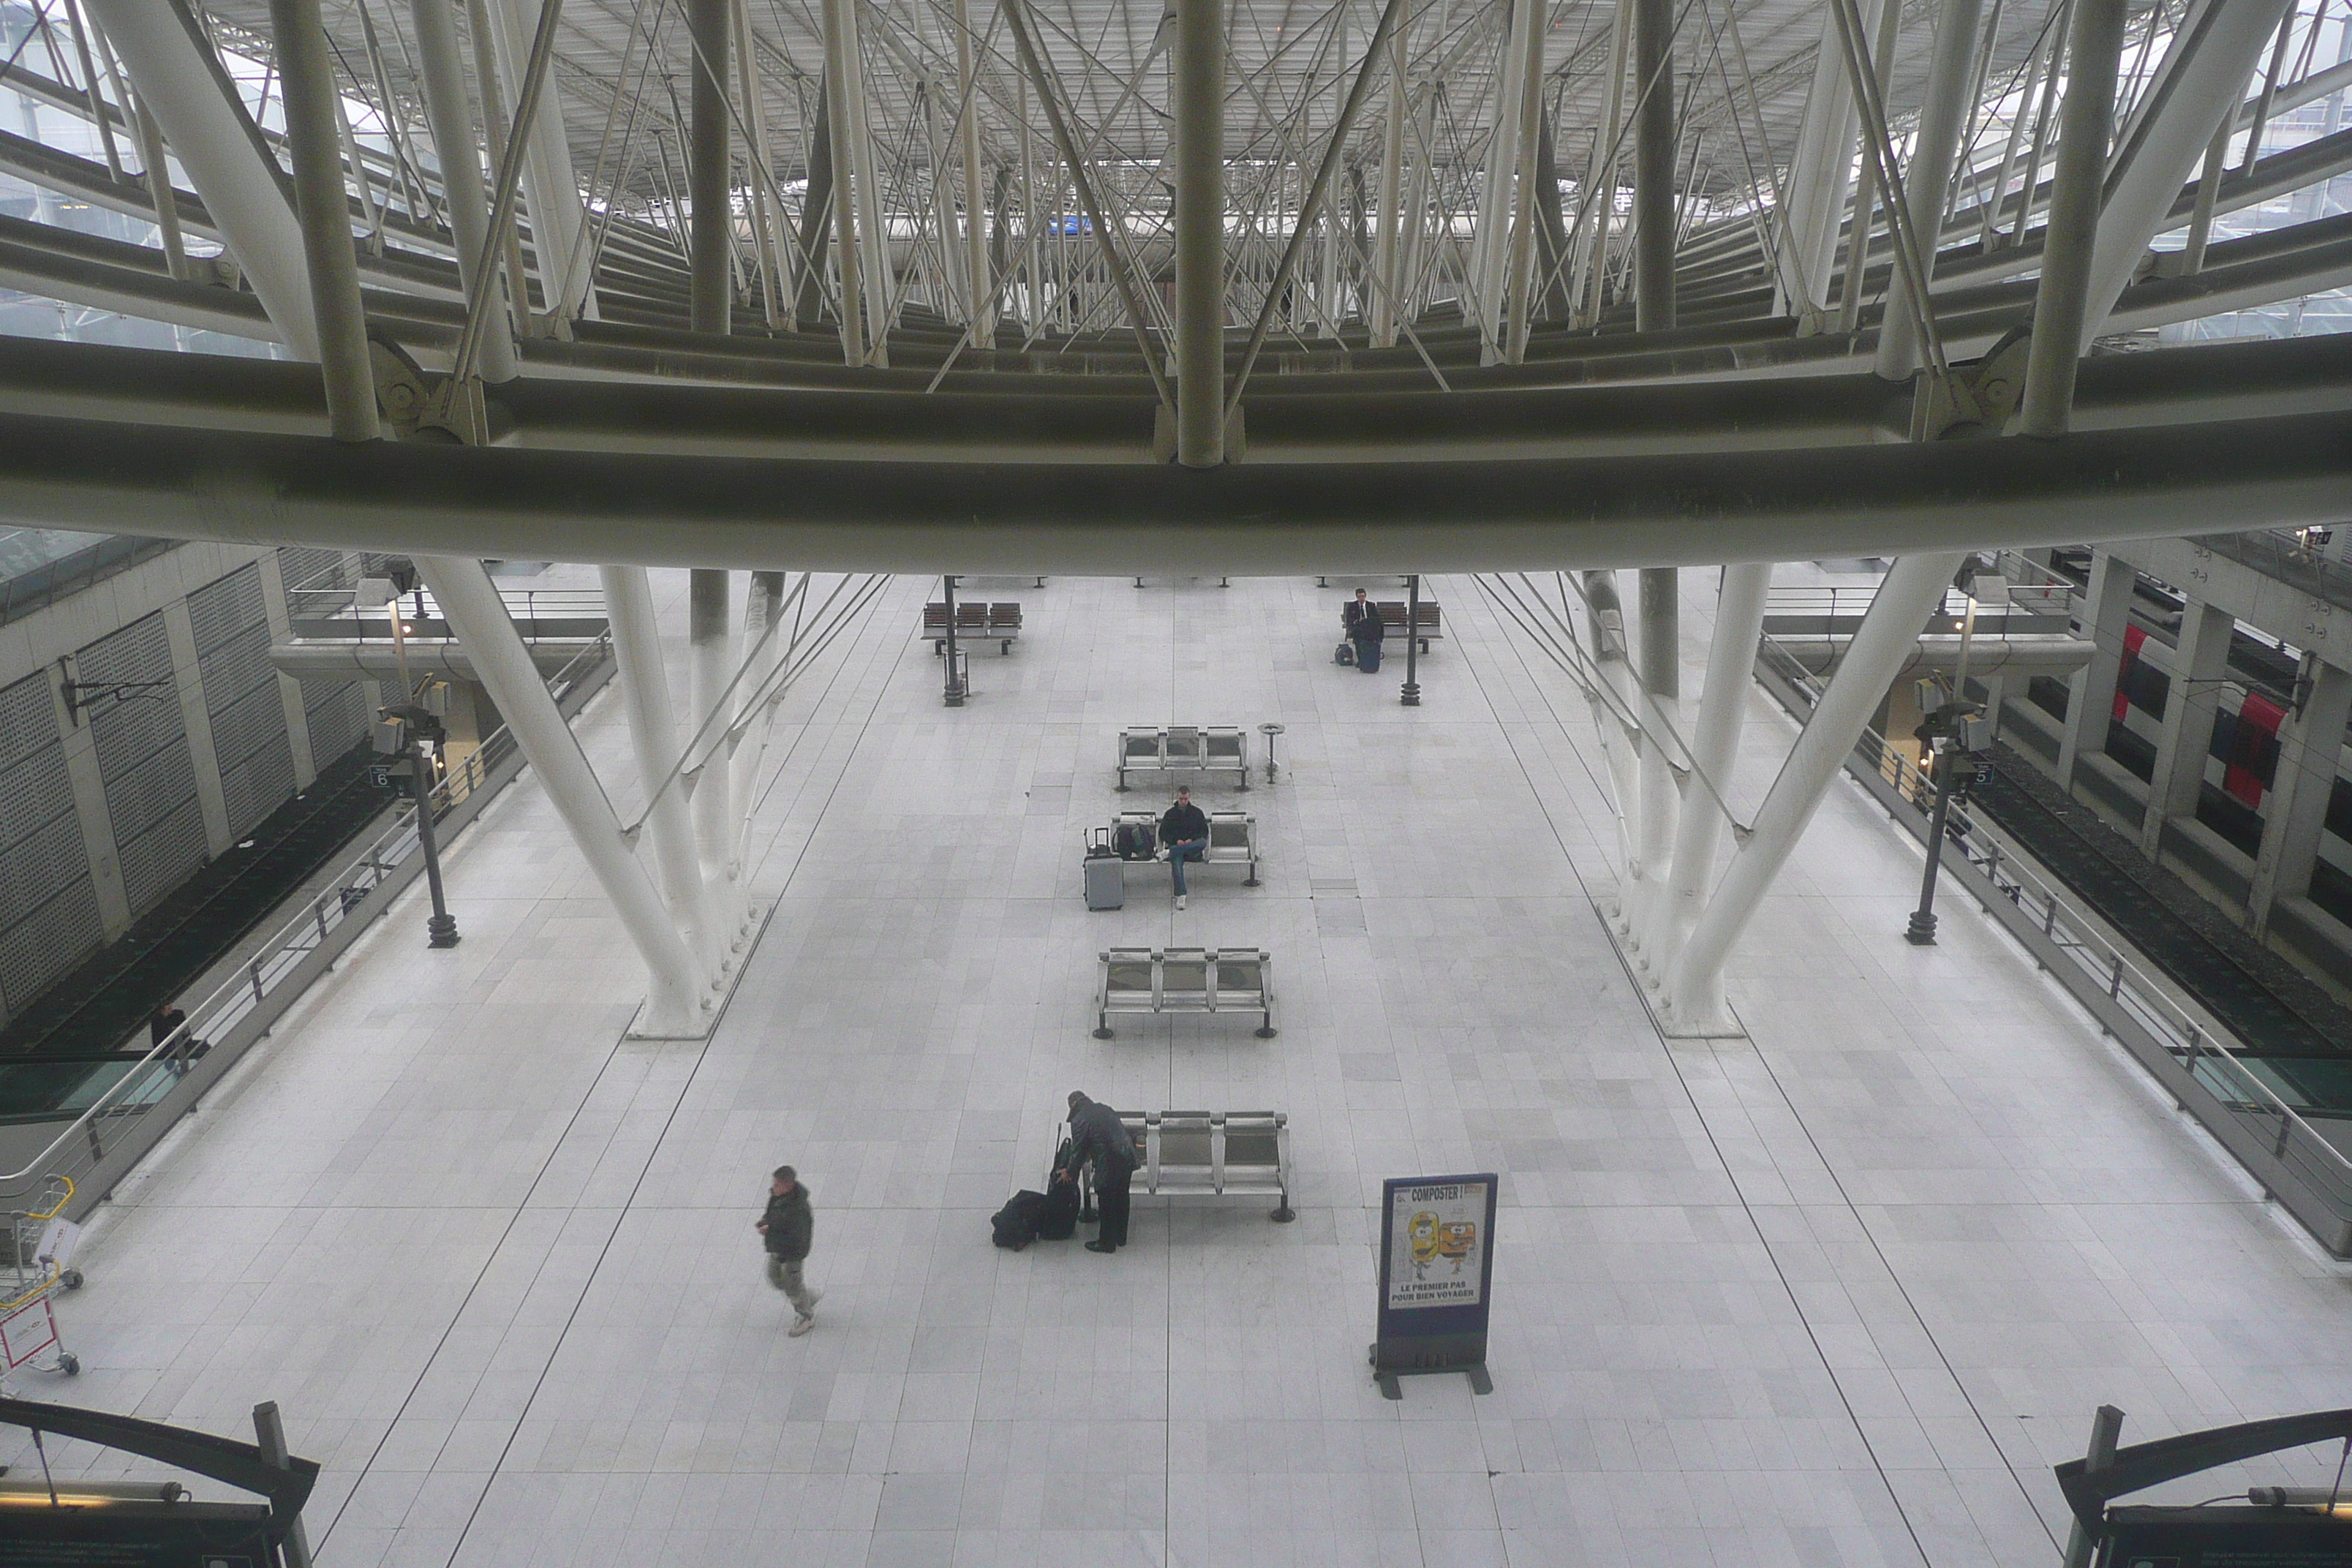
[161,600,232,856]
[2082,0,2298,345]
[956,0,992,338]
[1473,0,1534,361]
[84,0,316,355]
[2249,655,2352,938]
[413,0,517,379]
[1583,570,1646,913]
[823,0,870,364]
[1874,0,1985,379]
[2056,549,2136,794]
[1659,562,1771,975]
[601,565,721,976]
[1667,552,1965,1033]
[1774,0,1882,318]
[689,568,742,922]
[1629,568,1680,958]
[418,554,707,1036]
[2138,598,2233,859]
[730,569,788,870]
[487,0,598,320]
[255,551,317,790]
[1370,32,1406,347]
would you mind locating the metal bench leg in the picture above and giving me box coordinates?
[1271,1180,1294,1223]
[1256,1008,1276,1039]
[1094,1013,1114,1039]
[1245,856,1259,888]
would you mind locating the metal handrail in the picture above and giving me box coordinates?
[0,632,614,1204]
[1757,636,2352,1210]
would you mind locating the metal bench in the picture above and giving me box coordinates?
[921,600,1022,654]
[1115,725,1249,790]
[1376,600,1441,653]
[1065,1109,1295,1222]
[1096,946,1275,1037]
[1112,810,1259,886]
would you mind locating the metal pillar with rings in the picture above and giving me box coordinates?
[377,704,459,949]
[1401,574,1422,706]
[942,574,968,706]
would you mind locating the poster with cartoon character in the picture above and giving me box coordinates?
[1384,1179,1489,1310]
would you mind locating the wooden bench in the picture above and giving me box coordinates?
[1376,600,1441,653]
[1096,946,1275,1037]
[1065,1109,1295,1222]
[1115,725,1248,790]
[921,601,1022,654]
[1111,810,1259,886]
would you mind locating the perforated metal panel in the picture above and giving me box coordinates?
[80,611,203,919]
[193,566,296,840]
[0,671,100,1013]
[277,545,346,593]
[303,679,370,764]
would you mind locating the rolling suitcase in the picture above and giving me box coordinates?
[1083,827,1124,911]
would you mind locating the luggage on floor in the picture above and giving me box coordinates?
[1334,641,1355,666]
[992,1189,1050,1250]
[1357,639,1381,672]
[1037,1180,1081,1241]
[1113,821,1156,860]
[1085,854,1125,911]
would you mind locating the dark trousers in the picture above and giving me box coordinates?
[1096,1161,1134,1247]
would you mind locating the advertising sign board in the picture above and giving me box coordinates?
[1371,1173,1498,1397]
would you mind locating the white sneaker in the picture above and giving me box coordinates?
[1175,894,1186,910]
[789,1313,815,1337]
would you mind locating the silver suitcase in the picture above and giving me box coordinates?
[1085,856,1124,911]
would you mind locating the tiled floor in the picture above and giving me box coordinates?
[12,568,2352,1568]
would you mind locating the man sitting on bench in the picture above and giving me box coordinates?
[1160,787,1209,911]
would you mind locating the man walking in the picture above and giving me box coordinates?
[1159,786,1209,911]
[1060,1092,1137,1254]
[1343,589,1385,674]
[757,1165,822,1335]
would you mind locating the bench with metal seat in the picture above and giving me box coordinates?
[1064,1109,1295,1223]
[1376,600,1441,653]
[1096,946,1275,1037]
[1111,810,1259,886]
[921,600,1022,654]
[1115,725,1249,790]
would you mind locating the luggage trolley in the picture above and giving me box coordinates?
[1,1175,83,1384]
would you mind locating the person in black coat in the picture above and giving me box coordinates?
[757,1165,823,1334]
[1343,589,1385,674]
[1060,1092,1138,1253]
[1159,787,1209,909]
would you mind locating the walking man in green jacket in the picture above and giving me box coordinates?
[757,1165,821,1335]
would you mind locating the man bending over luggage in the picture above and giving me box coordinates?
[1060,1092,1138,1254]
[1160,787,1209,911]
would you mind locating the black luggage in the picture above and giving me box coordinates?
[1037,1180,1081,1240]
[992,1189,1051,1250]
[1113,821,1156,860]
[1334,641,1354,666]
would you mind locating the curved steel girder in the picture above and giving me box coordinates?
[6,328,2348,461]
[0,406,2340,576]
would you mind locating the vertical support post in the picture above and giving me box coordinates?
[1585,570,1646,900]
[796,81,834,330]
[731,568,788,864]
[689,0,733,334]
[1173,0,1225,465]
[1631,566,1679,954]
[252,1403,314,1568]
[1574,1,1632,323]
[601,564,719,972]
[1874,0,1985,379]
[821,0,868,364]
[411,0,519,381]
[410,739,460,947]
[2138,598,2234,859]
[484,0,597,320]
[1660,562,1770,973]
[2061,1406,2125,1568]
[735,0,786,327]
[88,0,316,354]
[2019,0,2124,437]
[418,555,706,1034]
[2248,655,2352,937]
[464,0,535,339]
[1401,573,1421,706]
[2057,549,2135,792]
[689,570,739,908]
[1667,553,1965,1031]
[268,0,381,441]
[1474,0,1534,361]
[942,573,965,705]
[956,0,992,339]
[2181,119,2231,274]
[1631,0,1676,333]
[1501,0,1548,360]
[129,96,192,282]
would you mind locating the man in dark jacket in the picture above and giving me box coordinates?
[1159,787,1209,910]
[1343,589,1384,674]
[756,1165,821,1334]
[1060,1092,1137,1253]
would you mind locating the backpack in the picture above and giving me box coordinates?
[1334,641,1355,666]
[992,1190,1051,1250]
[1112,821,1156,860]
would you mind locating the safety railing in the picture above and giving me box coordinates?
[284,584,606,644]
[1763,582,2076,638]
[1756,634,2352,1256]
[2196,529,2352,618]
[0,632,615,1225]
